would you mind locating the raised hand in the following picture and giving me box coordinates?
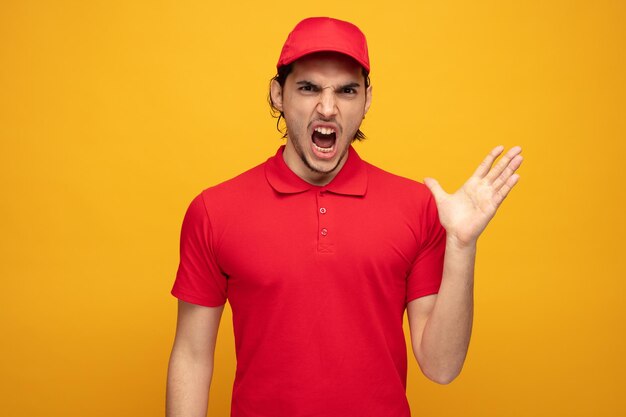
[424,146,523,247]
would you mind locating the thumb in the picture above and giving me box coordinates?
[424,177,446,202]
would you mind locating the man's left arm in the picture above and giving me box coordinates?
[407,145,523,384]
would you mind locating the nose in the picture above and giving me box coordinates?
[316,87,337,118]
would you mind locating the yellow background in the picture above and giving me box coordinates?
[1,1,624,416]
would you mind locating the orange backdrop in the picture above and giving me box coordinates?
[1,1,624,416]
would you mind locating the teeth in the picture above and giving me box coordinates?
[314,126,336,135]
[313,143,334,153]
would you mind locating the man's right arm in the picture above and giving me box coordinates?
[166,300,224,417]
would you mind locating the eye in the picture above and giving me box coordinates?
[297,83,319,93]
[341,87,357,95]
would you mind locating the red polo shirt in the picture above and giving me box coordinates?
[172,146,446,417]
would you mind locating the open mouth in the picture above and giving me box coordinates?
[311,126,337,154]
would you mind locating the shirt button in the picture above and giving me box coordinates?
[321,228,328,236]
[319,207,327,214]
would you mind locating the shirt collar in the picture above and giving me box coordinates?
[265,145,368,196]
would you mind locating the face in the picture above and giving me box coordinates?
[270,52,372,186]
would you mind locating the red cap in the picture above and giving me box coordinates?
[277,17,370,73]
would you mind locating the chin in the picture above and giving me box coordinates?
[305,148,348,175]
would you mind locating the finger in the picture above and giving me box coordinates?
[485,146,523,184]
[472,145,505,179]
[493,173,520,206]
[424,177,446,204]
[492,155,524,191]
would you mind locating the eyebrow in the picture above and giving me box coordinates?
[340,82,361,89]
[295,80,362,89]
[296,80,318,87]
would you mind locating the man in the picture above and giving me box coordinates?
[166,17,522,417]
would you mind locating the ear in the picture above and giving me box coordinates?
[364,84,373,115]
[270,79,284,112]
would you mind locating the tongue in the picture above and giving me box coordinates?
[312,131,336,148]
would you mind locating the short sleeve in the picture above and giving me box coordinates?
[171,193,227,307]
[406,192,446,303]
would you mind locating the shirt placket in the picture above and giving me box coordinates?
[316,189,335,254]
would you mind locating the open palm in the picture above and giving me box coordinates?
[424,146,523,246]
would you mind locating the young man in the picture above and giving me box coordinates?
[166,17,522,417]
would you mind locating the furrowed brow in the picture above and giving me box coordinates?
[296,80,320,88]
[339,82,361,89]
